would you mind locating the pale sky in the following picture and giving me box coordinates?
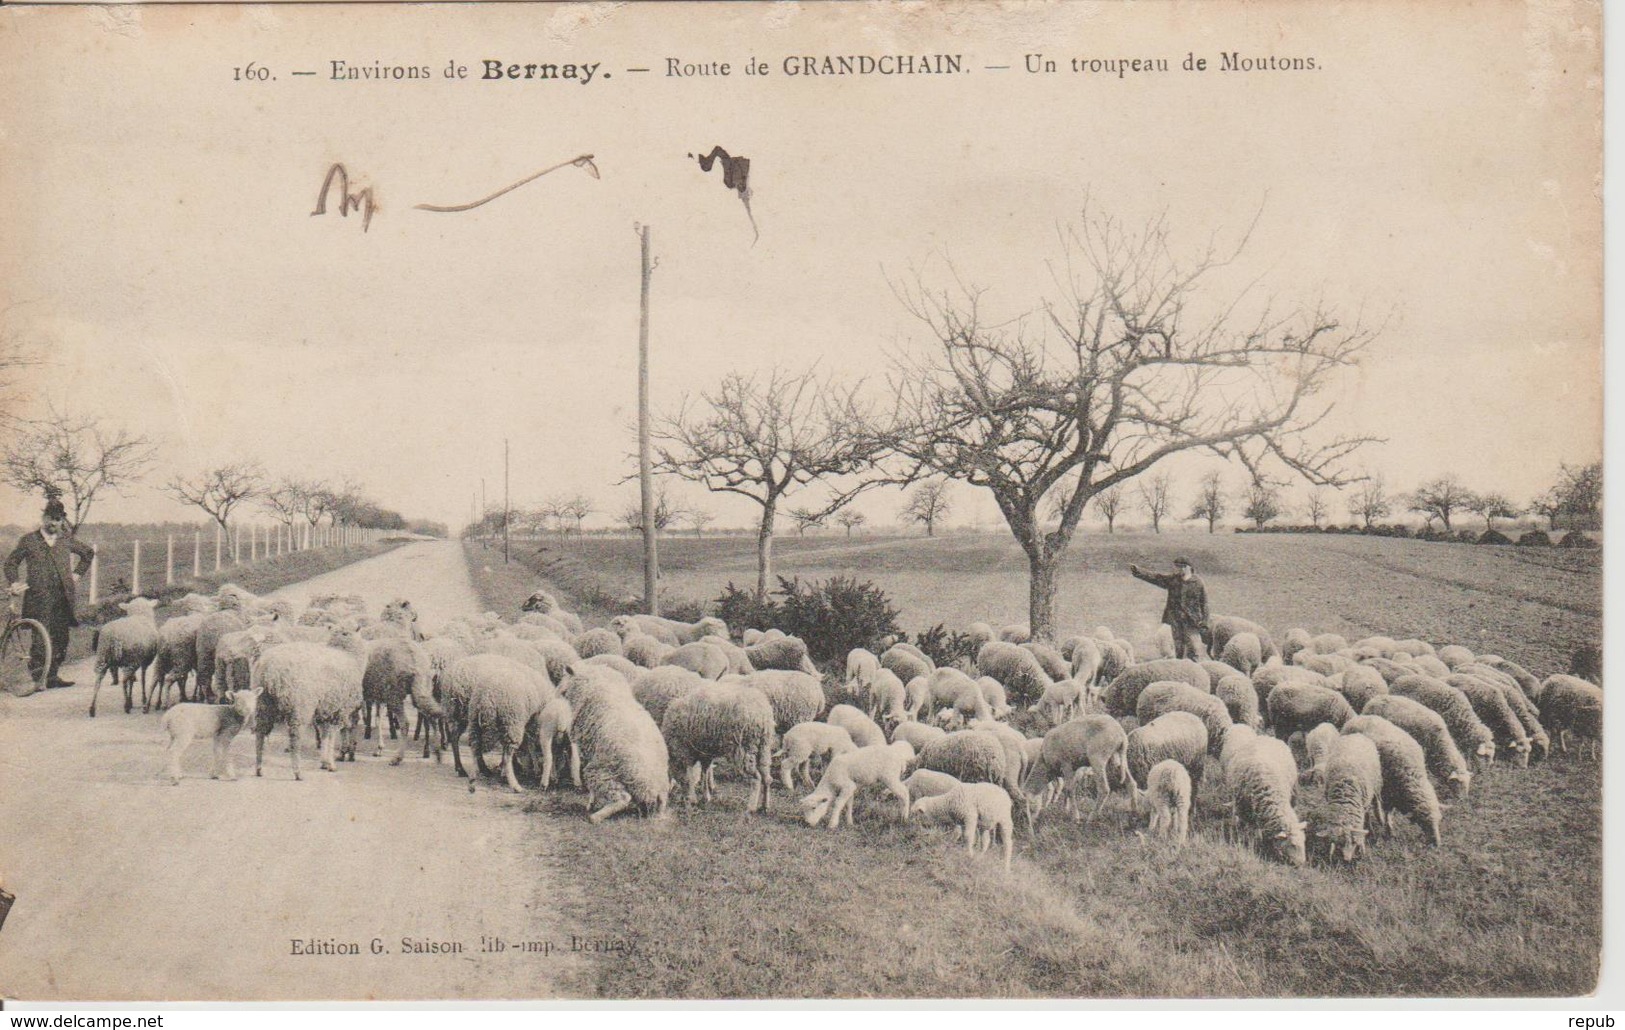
[0,1,1601,531]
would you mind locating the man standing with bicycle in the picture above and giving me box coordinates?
[5,496,95,689]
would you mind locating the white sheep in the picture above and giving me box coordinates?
[798,740,916,829]
[459,653,552,791]
[1032,677,1085,726]
[1125,711,1208,807]
[252,628,370,780]
[149,614,203,711]
[1362,694,1472,797]
[1219,632,1264,676]
[902,767,962,803]
[891,720,946,753]
[160,689,261,785]
[867,668,909,725]
[1101,659,1211,717]
[997,623,1031,644]
[1222,733,1307,865]
[744,636,821,677]
[1299,722,1341,787]
[362,638,440,766]
[910,782,1016,870]
[880,644,933,689]
[779,721,858,790]
[826,703,886,749]
[1021,715,1128,823]
[561,665,670,823]
[975,641,1053,708]
[1066,636,1102,686]
[1534,674,1602,758]
[621,632,674,669]
[89,597,160,717]
[738,669,826,735]
[663,680,777,813]
[1143,759,1192,846]
[844,647,881,697]
[1317,731,1385,863]
[663,641,730,680]
[1342,714,1443,846]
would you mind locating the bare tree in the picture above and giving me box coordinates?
[682,508,718,538]
[653,367,886,597]
[885,205,1374,636]
[1093,485,1125,533]
[261,477,309,529]
[787,506,828,537]
[617,486,684,534]
[0,336,40,434]
[902,480,954,537]
[1409,475,1470,533]
[1347,475,1391,530]
[0,413,155,531]
[1138,472,1175,534]
[1187,471,1227,534]
[167,461,264,534]
[1467,491,1518,531]
[559,495,595,538]
[1241,481,1284,530]
[1303,487,1330,529]
[1531,461,1602,531]
[835,509,868,537]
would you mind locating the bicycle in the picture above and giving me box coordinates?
[0,589,52,697]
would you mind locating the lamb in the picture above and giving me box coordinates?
[1341,715,1443,846]
[663,680,776,813]
[1316,732,1384,862]
[1136,681,1230,758]
[148,614,203,710]
[926,668,992,724]
[1021,641,1070,682]
[1213,673,1263,730]
[161,689,261,785]
[1445,673,1532,767]
[361,638,440,766]
[663,641,730,680]
[572,628,624,660]
[1534,675,1602,757]
[1300,722,1341,787]
[798,740,915,828]
[1221,733,1307,865]
[744,636,821,677]
[1266,682,1356,742]
[919,730,1021,795]
[903,768,962,803]
[1219,632,1264,676]
[1143,760,1192,846]
[252,627,370,780]
[621,632,674,669]
[864,668,909,725]
[618,614,729,646]
[1125,711,1207,803]
[466,655,554,792]
[1101,659,1212,717]
[779,721,858,790]
[1033,677,1085,726]
[891,720,946,752]
[1209,615,1280,664]
[880,645,933,689]
[910,782,1016,870]
[1064,636,1102,686]
[1330,665,1389,713]
[975,676,1012,719]
[1362,694,1472,797]
[1390,674,1497,765]
[975,641,1053,708]
[904,675,933,722]
[525,694,576,788]
[844,647,881,698]
[629,665,705,726]
[89,597,161,718]
[1020,715,1129,821]
[560,665,670,822]
[736,669,826,735]
[826,703,887,749]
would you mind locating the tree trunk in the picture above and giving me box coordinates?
[756,503,777,598]
[1106,516,1115,534]
[926,519,934,538]
[1027,549,1058,641]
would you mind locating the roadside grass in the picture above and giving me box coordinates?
[462,540,1601,999]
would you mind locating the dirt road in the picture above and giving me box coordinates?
[0,541,586,1001]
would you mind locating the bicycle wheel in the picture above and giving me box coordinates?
[0,618,50,697]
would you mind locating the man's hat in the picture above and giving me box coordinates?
[42,497,67,521]
[1173,556,1193,569]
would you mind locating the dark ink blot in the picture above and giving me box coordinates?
[689,146,758,242]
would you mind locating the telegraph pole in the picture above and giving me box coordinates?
[638,224,659,615]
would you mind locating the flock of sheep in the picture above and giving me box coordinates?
[86,582,1603,871]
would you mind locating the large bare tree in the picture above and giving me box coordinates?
[168,461,264,534]
[653,367,885,597]
[886,205,1375,637]
[1,413,155,531]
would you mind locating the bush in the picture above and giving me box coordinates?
[1517,530,1553,547]
[910,622,977,670]
[774,575,903,667]
[661,595,707,624]
[1476,529,1513,545]
[1559,531,1599,549]
[713,582,782,637]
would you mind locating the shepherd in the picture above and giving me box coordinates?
[4,494,96,689]
[1129,556,1210,661]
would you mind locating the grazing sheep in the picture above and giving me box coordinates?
[621,632,675,669]
[867,668,909,725]
[741,670,826,734]
[966,718,1029,788]
[1351,636,1400,661]
[524,694,576,788]
[1267,682,1356,742]
[663,681,777,813]
[919,730,1019,794]
[1391,675,1497,765]
[1222,733,1307,865]
[1409,654,1453,680]
[927,667,992,724]
[880,645,933,689]
[149,614,203,711]
[1308,633,1349,656]
[891,720,947,752]
[1213,673,1263,730]
[799,741,915,828]
[1033,677,1085,726]
[1143,759,1193,847]
[1341,715,1443,846]
[1482,677,1549,762]
[975,675,1012,719]
[1316,732,1385,862]
[826,703,886,749]
[1446,673,1532,767]
[1280,628,1313,665]
[1209,616,1280,664]
[1300,722,1341,787]
[362,639,440,766]
[572,628,624,660]
[630,665,705,726]
[512,623,563,644]
[998,624,1031,644]
[844,647,881,697]
[911,782,1016,870]
[1436,644,1476,670]
[976,641,1053,708]
[744,636,821,677]
[1020,716,1128,821]
[1330,665,1389,713]
[1136,681,1230,758]
[1064,636,1103,686]
[1477,656,1542,700]
[903,768,962,803]
[252,628,370,780]
[1361,656,1417,687]
[779,721,858,790]
[1296,653,1353,678]
[477,636,552,679]
[623,614,729,646]
[89,597,161,718]
[1362,694,1472,797]
[1097,639,1134,688]
[161,689,261,785]
[527,638,582,685]
[1022,641,1070,682]
[1125,711,1208,803]
[664,641,730,680]
[561,665,671,823]
[1101,659,1211,717]
[467,656,553,792]
[1390,638,1435,658]
[1219,632,1264,676]
[1534,675,1602,757]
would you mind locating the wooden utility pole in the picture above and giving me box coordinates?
[638,224,659,615]
[503,438,511,564]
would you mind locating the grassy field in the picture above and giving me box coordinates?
[463,533,1600,999]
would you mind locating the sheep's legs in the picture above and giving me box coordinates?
[500,743,522,792]
[827,785,855,828]
[886,777,910,821]
[683,762,704,805]
[963,812,979,854]
[450,717,469,777]
[390,701,408,765]
[288,721,304,780]
[588,796,632,824]
[166,733,187,786]
[472,725,492,777]
[569,739,581,787]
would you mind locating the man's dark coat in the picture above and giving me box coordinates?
[4,529,95,629]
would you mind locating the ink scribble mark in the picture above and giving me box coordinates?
[690,146,758,243]
[414,154,600,214]
[312,163,376,232]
